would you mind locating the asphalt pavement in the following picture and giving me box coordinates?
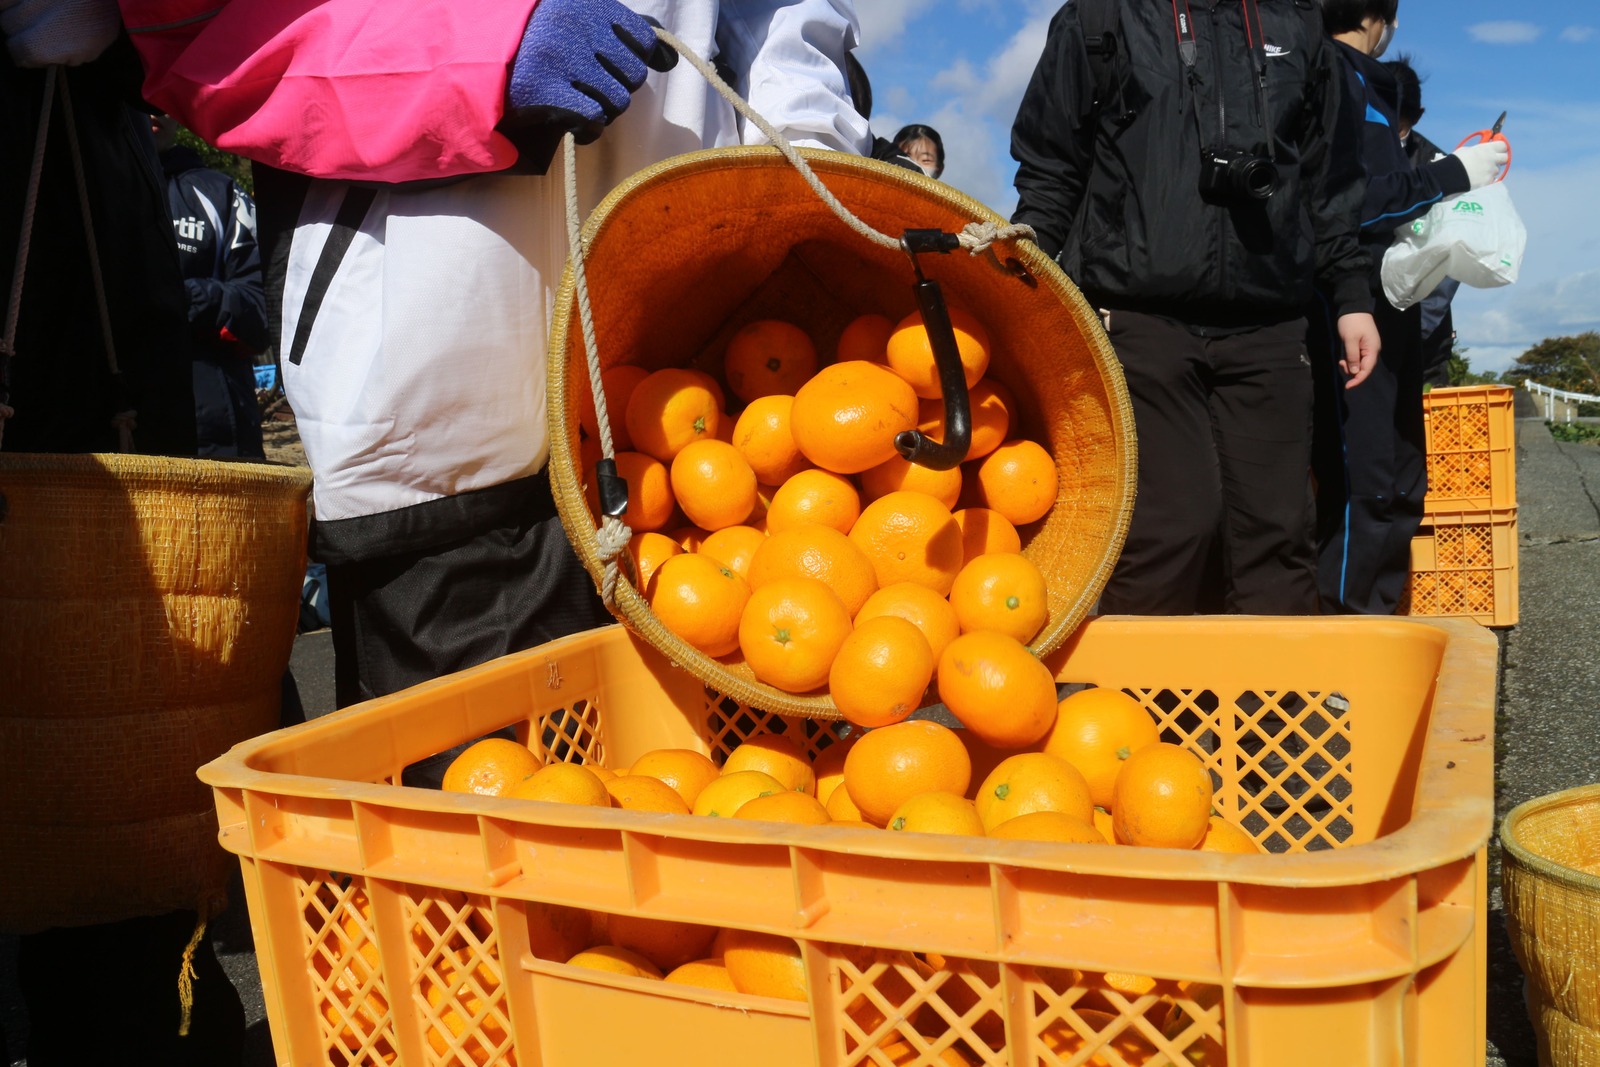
[4,395,1597,1066]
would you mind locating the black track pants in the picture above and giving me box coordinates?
[1312,299,1427,614]
[1099,311,1318,616]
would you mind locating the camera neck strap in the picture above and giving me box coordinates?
[1168,0,1277,160]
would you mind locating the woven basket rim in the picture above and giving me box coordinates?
[0,452,313,490]
[546,145,1136,719]
[1500,782,1600,892]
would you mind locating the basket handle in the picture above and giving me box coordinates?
[894,231,971,471]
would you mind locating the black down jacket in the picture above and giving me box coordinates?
[1011,0,1372,328]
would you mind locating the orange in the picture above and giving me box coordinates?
[648,553,750,657]
[670,525,709,552]
[721,732,818,794]
[824,780,867,821]
[625,367,724,462]
[857,454,964,510]
[566,945,662,980]
[663,958,739,992]
[948,552,1049,644]
[579,364,649,451]
[1092,806,1116,843]
[604,774,692,814]
[587,764,618,782]
[747,525,878,615]
[731,395,811,485]
[886,791,985,836]
[1111,743,1214,849]
[885,305,991,400]
[722,930,807,1001]
[692,769,786,818]
[1040,1008,1157,1065]
[696,524,766,580]
[764,468,862,534]
[1040,687,1161,810]
[734,790,831,825]
[506,762,611,807]
[527,901,594,963]
[723,319,818,402]
[812,736,857,805]
[973,752,1093,830]
[828,616,934,729]
[951,508,1022,565]
[584,450,674,532]
[973,439,1058,527]
[625,530,682,595]
[670,439,757,532]
[627,748,721,808]
[835,312,895,363]
[602,914,718,973]
[848,490,964,596]
[936,631,1058,749]
[790,360,919,474]
[441,738,540,797]
[854,582,962,662]
[1199,814,1263,854]
[916,378,1014,461]
[842,719,972,826]
[870,1038,975,1066]
[738,577,854,693]
[988,811,1107,844]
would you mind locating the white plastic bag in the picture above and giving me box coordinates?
[1381,182,1526,310]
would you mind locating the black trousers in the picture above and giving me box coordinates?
[18,910,245,1066]
[319,472,613,785]
[1100,311,1318,616]
[1311,299,1427,614]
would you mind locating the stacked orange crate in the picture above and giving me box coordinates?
[1401,386,1519,626]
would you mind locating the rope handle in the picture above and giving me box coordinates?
[563,27,1037,606]
[0,65,136,452]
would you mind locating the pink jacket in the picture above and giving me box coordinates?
[118,0,539,182]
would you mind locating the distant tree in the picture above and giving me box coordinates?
[175,127,253,196]
[1502,332,1600,393]
[1443,344,1500,386]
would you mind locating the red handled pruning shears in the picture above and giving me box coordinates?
[1456,111,1511,181]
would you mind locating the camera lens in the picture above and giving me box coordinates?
[1235,157,1277,201]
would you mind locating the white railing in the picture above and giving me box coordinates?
[1523,379,1600,423]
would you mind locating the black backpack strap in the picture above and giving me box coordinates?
[1077,0,1122,111]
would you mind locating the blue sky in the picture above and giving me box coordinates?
[853,1,1600,375]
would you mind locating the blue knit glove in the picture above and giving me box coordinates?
[507,0,676,145]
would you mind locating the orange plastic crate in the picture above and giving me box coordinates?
[202,617,1497,1067]
[1422,386,1516,513]
[1401,507,1519,627]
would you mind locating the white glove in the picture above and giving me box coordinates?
[0,0,121,67]
[1453,140,1510,190]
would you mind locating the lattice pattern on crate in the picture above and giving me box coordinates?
[1426,450,1495,502]
[406,888,517,1067]
[300,875,399,1066]
[831,947,1225,1066]
[1132,687,1354,853]
[703,688,853,764]
[1402,571,1497,617]
[1426,398,1491,453]
[531,698,605,767]
[1428,523,1498,570]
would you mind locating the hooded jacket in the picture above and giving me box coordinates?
[1012,0,1372,328]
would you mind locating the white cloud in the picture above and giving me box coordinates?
[854,1,940,56]
[1560,26,1597,44]
[1466,21,1543,45]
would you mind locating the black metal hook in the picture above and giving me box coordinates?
[894,231,972,471]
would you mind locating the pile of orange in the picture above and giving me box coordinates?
[581,311,1065,747]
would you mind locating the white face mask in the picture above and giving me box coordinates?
[1373,21,1396,58]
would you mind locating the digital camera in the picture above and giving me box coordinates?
[1198,147,1278,204]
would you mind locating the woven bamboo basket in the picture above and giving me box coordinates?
[548,147,1135,720]
[1501,783,1600,1066]
[0,453,312,932]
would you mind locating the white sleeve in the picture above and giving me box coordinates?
[716,0,872,154]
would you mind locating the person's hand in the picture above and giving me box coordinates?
[1336,312,1381,389]
[1453,140,1510,190]
[507,0,678,144]
[0,0,120,67]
